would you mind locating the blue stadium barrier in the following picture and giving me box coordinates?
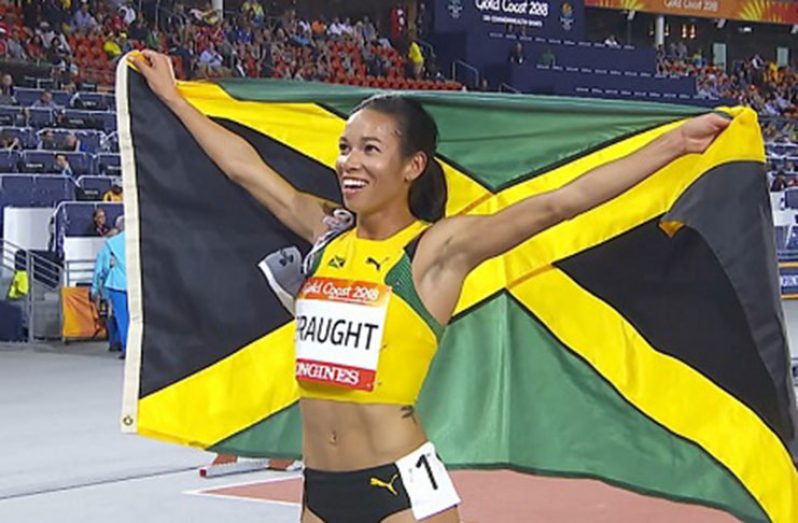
[22,76,55,90]
[33,176,76,206]
[510,64,696,99]
[1,174,75,207]
[99,112,116,132]
[0,106,24,127]
[76,92,113,111]
[0,173,76,239]
[0,175,24,237]
[58,151,94,175]
[20,150,54,173]
[21,151,93,175]
[490,34,657,74]
[0,150,20,171]
[15,87,114,111]
[97,153,121,176]
[785,188,798,210]
[786,227,798,250]
[28,108,55,128]
[53,201,124,254]
[0,174,34,205]
[63,110,116,132]
[77,175,115,195]
[37,128,103,154]
[15,87,71,107]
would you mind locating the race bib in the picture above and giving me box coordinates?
[396,442,461,520]
[294,276,391,391]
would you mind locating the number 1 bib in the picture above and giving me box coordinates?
[294,276,391,391]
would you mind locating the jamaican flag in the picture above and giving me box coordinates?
[117,60,797,522]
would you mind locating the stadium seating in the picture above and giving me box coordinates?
[14,88,71,107]
[20,151,92,175]
[0,151,20,171]
[0,174,34,206]
[33,176,76,207]
[28,108,55,129]
[62,109,116,133]
[0,174,77,238]
[23,76,56,90]
[785,188,798,210]
[52,202,124,254]
[37,128,104,154]
[785,227,798,251]
[0,127,36,148]
[77,92,114,111]
[0,106,24,127]
[0,174,75,206]
[78,176,116,195]
[96,154,121,176]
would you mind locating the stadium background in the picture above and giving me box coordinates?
[0,0,797,522]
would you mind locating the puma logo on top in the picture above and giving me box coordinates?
[366,256,389,271]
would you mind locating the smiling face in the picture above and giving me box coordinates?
[336,109,426,216]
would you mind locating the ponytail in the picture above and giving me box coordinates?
[409,157,447,222]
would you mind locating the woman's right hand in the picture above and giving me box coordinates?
[129,50,182,106]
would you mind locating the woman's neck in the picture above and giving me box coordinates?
[356,204,415,241]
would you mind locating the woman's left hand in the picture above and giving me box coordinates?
[676,112,731,155]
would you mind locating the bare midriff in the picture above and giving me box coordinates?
[300,398,427,471]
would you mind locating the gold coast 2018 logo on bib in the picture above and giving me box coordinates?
[294,276,391,391]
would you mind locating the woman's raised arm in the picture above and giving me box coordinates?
[130,50,329,243]
[422,113,731,279]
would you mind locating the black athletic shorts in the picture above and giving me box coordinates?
[303,462,411,523]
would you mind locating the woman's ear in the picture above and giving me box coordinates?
[404,151,427,183]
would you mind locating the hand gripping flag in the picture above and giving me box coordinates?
[117,62,798,522]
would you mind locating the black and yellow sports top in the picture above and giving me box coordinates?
[297,220,443,405]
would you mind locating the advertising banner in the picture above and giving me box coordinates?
[436,0,585,38]
[585,0,798,25]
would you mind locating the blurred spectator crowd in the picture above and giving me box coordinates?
[657,42,797,119]
[175,2,459,90]
[765,118,798,191]
[0,0,795,196]
[0,0,459,90]
[655,41,797,195]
